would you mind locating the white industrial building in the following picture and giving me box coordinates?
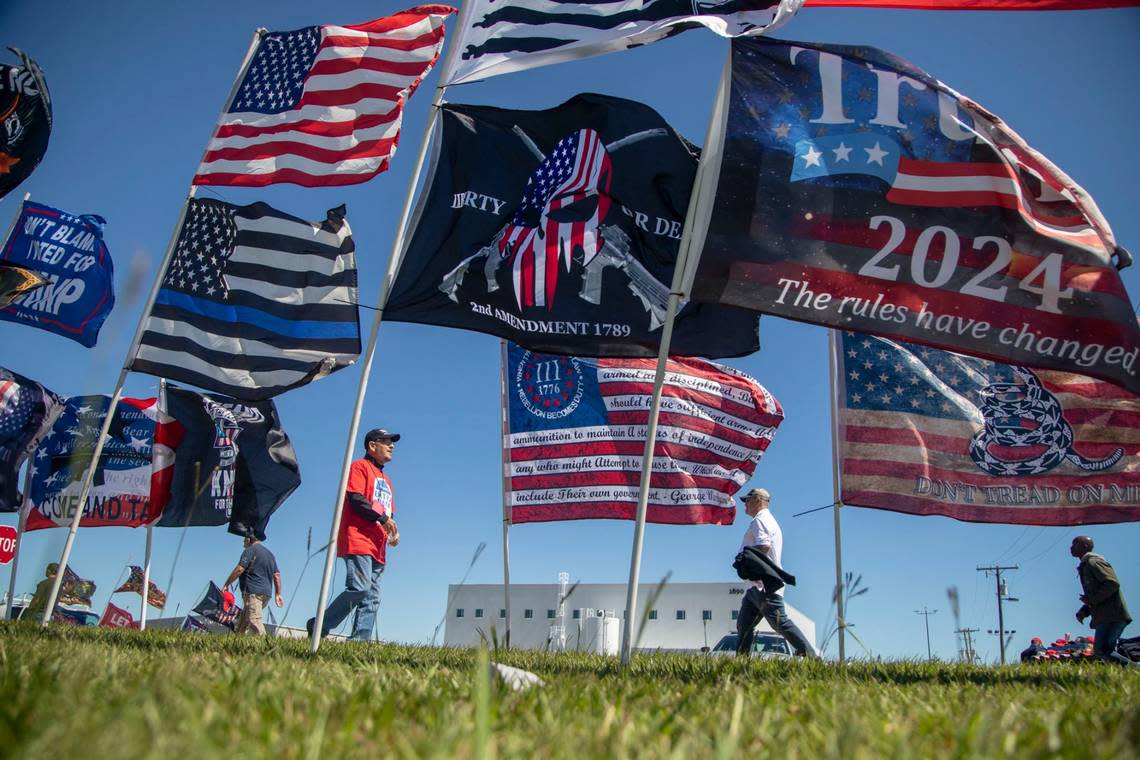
[443,579,816,654]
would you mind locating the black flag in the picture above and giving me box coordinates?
[191,581,240,630]
[0,49,52,200]
[385,94,759,359]
[159,386,300,540]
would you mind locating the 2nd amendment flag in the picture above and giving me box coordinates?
[384,93,759,359]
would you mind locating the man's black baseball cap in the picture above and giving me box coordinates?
[365,428,401,444]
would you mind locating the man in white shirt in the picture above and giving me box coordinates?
[735,487,816,657]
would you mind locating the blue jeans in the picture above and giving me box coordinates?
[321,555,384,641]
[1093,621,1136,666]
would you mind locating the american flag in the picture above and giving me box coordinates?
[0,368,62,512]
[505,343,783,524]
[193,6,455,188]
[499,129,612,309]
[114,565,168,609]
[130,199,360,401]
[446,0,800,85]
[836,332,1140,526]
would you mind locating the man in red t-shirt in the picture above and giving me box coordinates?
[309,428,400,641]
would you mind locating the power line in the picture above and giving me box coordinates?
[955,627,980,664]
[1021,532,1069,567]
[994,526,1031,563]
[914,607,938,660]
[977,564,1018,665]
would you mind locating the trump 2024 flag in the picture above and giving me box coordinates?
[837,332,1140,526]
[193,6,455,188]
[444,0,801,85]
[1,200,114,347]
[504,342,782,524]
[384,94,759,359]
[130,199,360,401]
[689,37,1140,394]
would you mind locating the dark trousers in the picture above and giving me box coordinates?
[1093,621,1137,666]
[736,586,815,657]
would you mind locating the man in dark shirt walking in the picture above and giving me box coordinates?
[225,531,283,636]
[1071,536,1135,666]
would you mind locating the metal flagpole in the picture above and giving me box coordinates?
[1,192,30,246]
[139,527,154,629]
[827,330,846,663]
[3,496,28,619]
[619,52,733,666]
[498,339,513,649]
[3,193,40,619]
[309,5,471,654]
[38,30,266,626]
[138,379,168,630]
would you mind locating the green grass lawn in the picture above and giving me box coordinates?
[0,623,1136,759]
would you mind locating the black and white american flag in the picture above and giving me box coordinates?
[131,199,360,401]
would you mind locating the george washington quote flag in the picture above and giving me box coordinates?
[504,342,782,524]
[689,37,1140,393]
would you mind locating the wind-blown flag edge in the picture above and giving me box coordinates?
[443,0,802,85]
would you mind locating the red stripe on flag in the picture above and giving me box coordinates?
[213,111,398,139]
[512,503,735,525]
[200,135,397,166]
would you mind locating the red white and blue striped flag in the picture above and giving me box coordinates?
[504,343,783,524]
[194,6,455,188]
[836,332,1140,525]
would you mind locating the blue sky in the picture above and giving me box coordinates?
[2,1,1137,661]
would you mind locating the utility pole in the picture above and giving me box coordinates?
[977,564,1019,665]
[955,627,980,664]
[914,607,937,660]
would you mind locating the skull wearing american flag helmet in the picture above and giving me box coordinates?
[497,128,613,309]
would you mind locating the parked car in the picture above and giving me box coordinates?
[709,632,792,658]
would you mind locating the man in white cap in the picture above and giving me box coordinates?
[734,487,816,657]
[309,427,401,641]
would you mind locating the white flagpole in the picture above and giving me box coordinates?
[309,5,471,654]
[619,52,733,666]
[38,30,265,626]
[827,330,846,663]
[1,192,30,248]
[4,496,27,619]
[139,525,154,630]
[499,339,513,649]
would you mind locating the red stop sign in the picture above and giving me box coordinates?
[0,525,17,565]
